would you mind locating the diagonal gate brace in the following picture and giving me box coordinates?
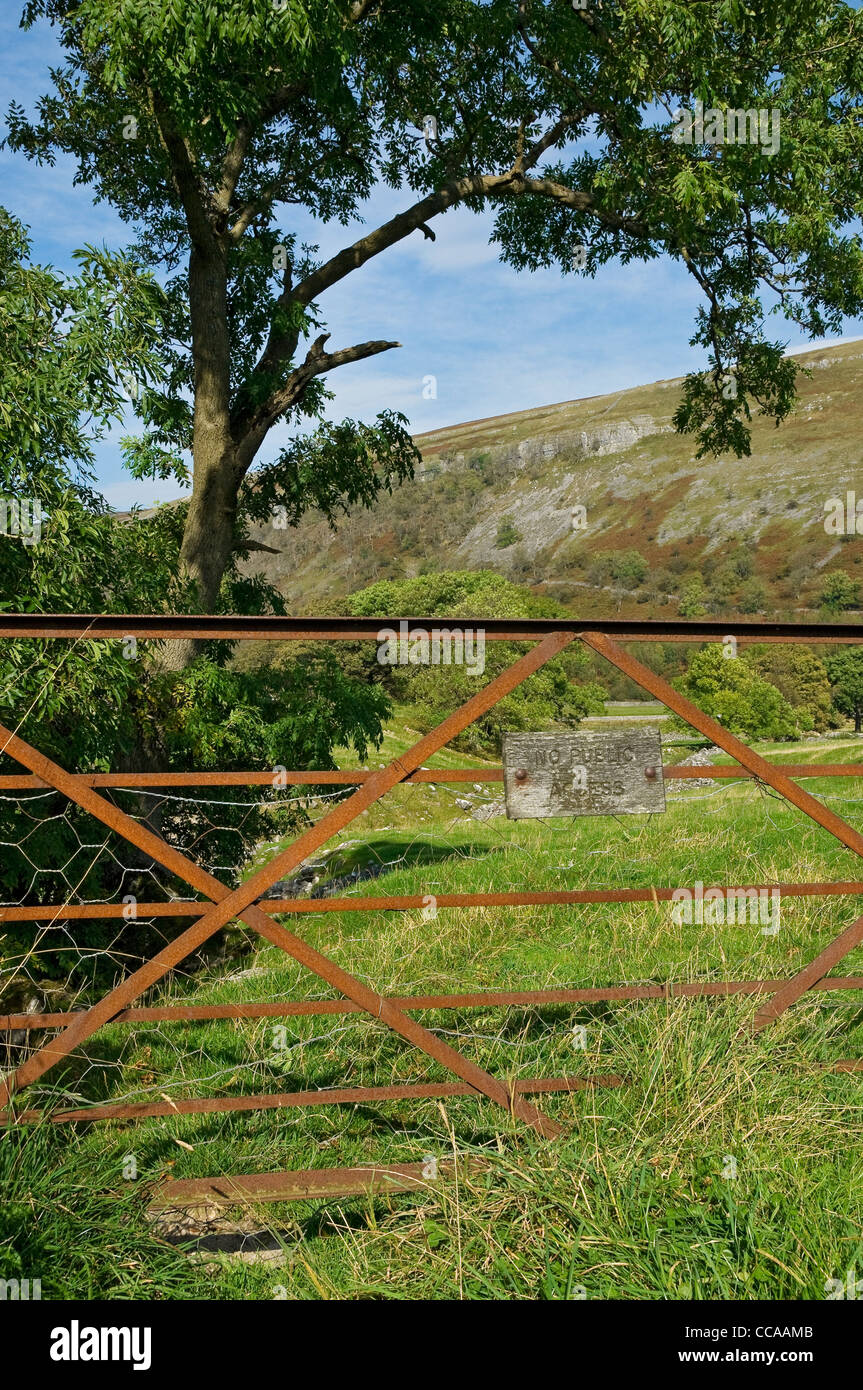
[579,631,863,1035]
[0,631,574,1137]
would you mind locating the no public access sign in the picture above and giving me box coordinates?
[502,729,666,818]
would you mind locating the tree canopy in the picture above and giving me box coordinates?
[6,0,863,622]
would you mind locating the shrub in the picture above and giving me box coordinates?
[494,517,522,548]
[738,577,768,613]
[674,645,800,740]
[819,570,859,613]
[343,571,606,753]
[679,575,707,617]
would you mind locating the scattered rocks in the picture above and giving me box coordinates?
[470,800,506,821]
[669,744,723,790]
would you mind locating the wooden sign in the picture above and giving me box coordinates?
[502,729,665,819]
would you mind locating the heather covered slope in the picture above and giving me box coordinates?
[240,339,863,619]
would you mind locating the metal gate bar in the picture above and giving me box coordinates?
[2,614,863,642]
[5,974,863,1033]
[3,761,863,790]
[0,633,574,1138]
[3,1074,627,1126]
[3,613,863,1199]
[150,1161,482,1207]
[4,880,863,925]
[579,631,863,1033]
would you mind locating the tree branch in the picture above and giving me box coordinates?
[235,334,401,466]
[215,0,383,217]
[519,176,650,238]
[147,87,219,251]
[286,117,579,313]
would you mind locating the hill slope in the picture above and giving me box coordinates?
[244,339,863,618]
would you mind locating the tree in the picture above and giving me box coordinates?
[675,644,799,740]
[0,209,388,1008]
[819,570,860,614]
[738,576,767,614]
[610,550,648,589]
[743,644,834,731]
[826,647,863,733]
[495,517,522,549]
[679,575,707,618]
[7,0,863,650]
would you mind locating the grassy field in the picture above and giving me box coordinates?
[583,701,672,726]
[3,717,863,1301]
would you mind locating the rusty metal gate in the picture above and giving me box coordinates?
[1,614,862,1206]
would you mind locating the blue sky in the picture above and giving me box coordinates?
[3,7,862,511]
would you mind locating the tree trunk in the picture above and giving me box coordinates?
[162,242,238,671]
[855,708,861,734]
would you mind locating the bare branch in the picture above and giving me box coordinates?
[235,334,401,466]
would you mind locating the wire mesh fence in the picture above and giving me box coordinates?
[3,615,863,1200]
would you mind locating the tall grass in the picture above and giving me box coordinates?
[3,726,863,1299]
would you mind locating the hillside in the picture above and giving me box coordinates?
[240,339,863,618]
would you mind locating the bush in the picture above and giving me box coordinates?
[679,575,707,617]
[586,549,648,589]
[343,570,606,753]
[610,549,649,588]
[738,577,768,613]
[819,570,860,613]
[674,645,800,740]
[494,517,522,548]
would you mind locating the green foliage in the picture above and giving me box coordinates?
[494,517,523,549]
[242,412,419,530]
[154,653,388,773]
[0,211,388,1006]
[819,570,860,613]
[679,575,707,618]
[6,0,863,481]
[611,549,649,588]
[343,571,605,753]
[674,645,800,740]
[0,207,169,491]
[589,548,649,589]
[743,644,835,731]
[826,647,863,731]
[737,577,768,614]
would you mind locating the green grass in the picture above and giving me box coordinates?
[3,725,863,1300]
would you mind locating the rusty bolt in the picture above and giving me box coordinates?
[515,768,528,782]
[644,766,657,780]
